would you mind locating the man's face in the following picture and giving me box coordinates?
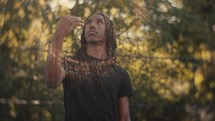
[84,14,106,44]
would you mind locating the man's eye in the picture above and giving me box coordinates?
[98,21,103,24]
[86,21,91,24]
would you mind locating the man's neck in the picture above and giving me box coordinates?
[86,43,107,59]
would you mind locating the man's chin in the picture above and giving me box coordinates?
[87,40,100,45]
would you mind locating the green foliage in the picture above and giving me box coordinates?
[0,0,215,121]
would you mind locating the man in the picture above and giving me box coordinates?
[45,13,133,121]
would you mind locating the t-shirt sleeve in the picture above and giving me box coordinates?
[117,68,133,98]
[62,55,75,75]
[62,55,75,83]
[62,56,69,73]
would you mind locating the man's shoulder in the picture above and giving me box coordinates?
[64,55,77,61]
[113,64,129,75]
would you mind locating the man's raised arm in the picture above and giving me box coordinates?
[44,15,84,88]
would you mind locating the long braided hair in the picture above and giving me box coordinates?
[78,13,117,58]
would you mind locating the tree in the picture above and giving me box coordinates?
[1,0,214,121]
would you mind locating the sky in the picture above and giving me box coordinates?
[49,0,84,11]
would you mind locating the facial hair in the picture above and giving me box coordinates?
[87,39,104,45]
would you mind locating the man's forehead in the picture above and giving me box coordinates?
[87,14,104,21]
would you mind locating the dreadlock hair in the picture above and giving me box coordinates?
[79,13,117,58]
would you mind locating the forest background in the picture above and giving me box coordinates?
[0,0,215,121]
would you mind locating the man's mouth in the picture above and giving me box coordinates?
[88,30,97,35]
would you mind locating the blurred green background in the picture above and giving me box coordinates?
[0,0,215,121]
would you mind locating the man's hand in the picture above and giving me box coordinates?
[55,15,84,38]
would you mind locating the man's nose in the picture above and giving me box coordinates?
[89,22,95,29]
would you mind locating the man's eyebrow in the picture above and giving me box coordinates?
[97,17,104,21]
[86,18,91,22]
[85,16,104,22]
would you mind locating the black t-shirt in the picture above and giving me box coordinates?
[62,54,133,121]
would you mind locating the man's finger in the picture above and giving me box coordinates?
[66,16,84,23]
[74,21,84,27]
[67,19,84,27]
[68,22,84,31]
